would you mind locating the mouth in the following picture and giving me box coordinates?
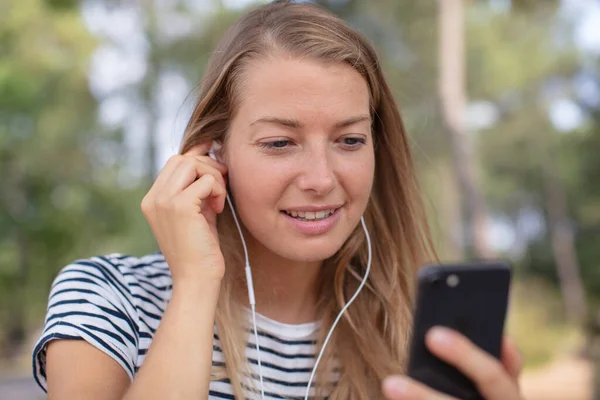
[281,207,340,222]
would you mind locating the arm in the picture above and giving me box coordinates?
[46,340,130,400]
[46,280,221,400]
[123,281,221,400]
[43,144,228,399]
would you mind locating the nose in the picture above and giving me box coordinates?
[296,144,337,196]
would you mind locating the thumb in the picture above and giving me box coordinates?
[501,336,523,381]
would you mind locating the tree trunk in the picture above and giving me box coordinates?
[541,155,588,323]
[440,162,465,260]
[438,0,492,259]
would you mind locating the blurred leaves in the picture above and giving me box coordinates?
[0,0,145,351]
[0,0,599,361]
[44,0,79,11]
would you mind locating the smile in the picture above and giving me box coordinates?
[282,209,337,221]
[281,206,342,235]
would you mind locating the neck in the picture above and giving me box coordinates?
[240,240,322,325]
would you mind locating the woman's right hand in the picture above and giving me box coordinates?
[141,142,228,285]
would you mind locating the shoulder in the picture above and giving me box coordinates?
[49,252,172,325]
[46,252,171,321]
[104,252,169,272]
[102,252,171,285]
[54,252,170,291]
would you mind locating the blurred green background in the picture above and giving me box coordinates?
[1,0,599,398]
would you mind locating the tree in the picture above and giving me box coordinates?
[468,3,589,323]
[0,0,132,356]
[439,0,491,260]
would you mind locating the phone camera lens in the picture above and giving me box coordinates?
[446,274,460,287]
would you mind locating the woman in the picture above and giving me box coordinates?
[33,1,523,399]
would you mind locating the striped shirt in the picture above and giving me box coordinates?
[32,253,331,399]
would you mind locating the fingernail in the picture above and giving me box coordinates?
[382,376,409,396]
[429,326,453,346]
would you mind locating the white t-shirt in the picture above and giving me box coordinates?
[32,253,333,399]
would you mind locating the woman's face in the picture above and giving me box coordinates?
[224,55,375,263]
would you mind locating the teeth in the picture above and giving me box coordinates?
[284,209,336,220]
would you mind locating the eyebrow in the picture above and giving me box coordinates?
[250,115,371,129]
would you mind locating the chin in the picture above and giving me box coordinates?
[270,237,346,263]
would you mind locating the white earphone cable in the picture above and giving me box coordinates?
[303,216,371,400]
[225,193,266,399]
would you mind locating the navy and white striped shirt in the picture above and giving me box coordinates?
[32,253,330,399]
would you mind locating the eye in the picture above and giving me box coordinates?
[343,137,365,145]
[258,139,292,150]
[270,140,290,148]
[340,136,367,149]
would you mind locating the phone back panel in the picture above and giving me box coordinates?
[407,261,512,400]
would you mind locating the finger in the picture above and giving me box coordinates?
[425,327,520,400]
[501,336,523,381]
[192,155,228,176]
[143,155,187,207]
[160,157,226,200]
[183,142,213,157]
[152,155,187,190]
[148,152,227,206]
[177,174,226,215]
[382,375,458,400]
[190,158,227,194]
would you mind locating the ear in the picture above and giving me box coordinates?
[209,140,225,163]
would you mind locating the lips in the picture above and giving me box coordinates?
[280,206,342,235]
[282,209,337,221]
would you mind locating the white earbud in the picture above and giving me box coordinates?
[208,140,222,160]
[210,140,372,399]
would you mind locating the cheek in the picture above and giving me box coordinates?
[227,159,289,209]
[342,156,375,204]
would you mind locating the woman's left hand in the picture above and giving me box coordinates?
[383,327,523,400]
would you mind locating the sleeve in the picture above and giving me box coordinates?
[32,257,140,393]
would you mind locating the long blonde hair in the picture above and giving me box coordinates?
[179,1,436,398]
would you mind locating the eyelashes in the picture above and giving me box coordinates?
[258,140,291,150]
[257,136,368,152]
[341,137,367,147]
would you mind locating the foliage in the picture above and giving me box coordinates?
[506,278,579,369]
[1,0,599,371]
[0,0,143,351]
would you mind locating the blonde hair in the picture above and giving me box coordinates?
[179,1,436,398]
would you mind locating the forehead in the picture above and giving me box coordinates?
[235,56,371,124]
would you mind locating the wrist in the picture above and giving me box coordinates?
[171,275,222,301]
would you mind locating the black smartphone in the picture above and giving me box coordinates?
[406,261,512,400]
